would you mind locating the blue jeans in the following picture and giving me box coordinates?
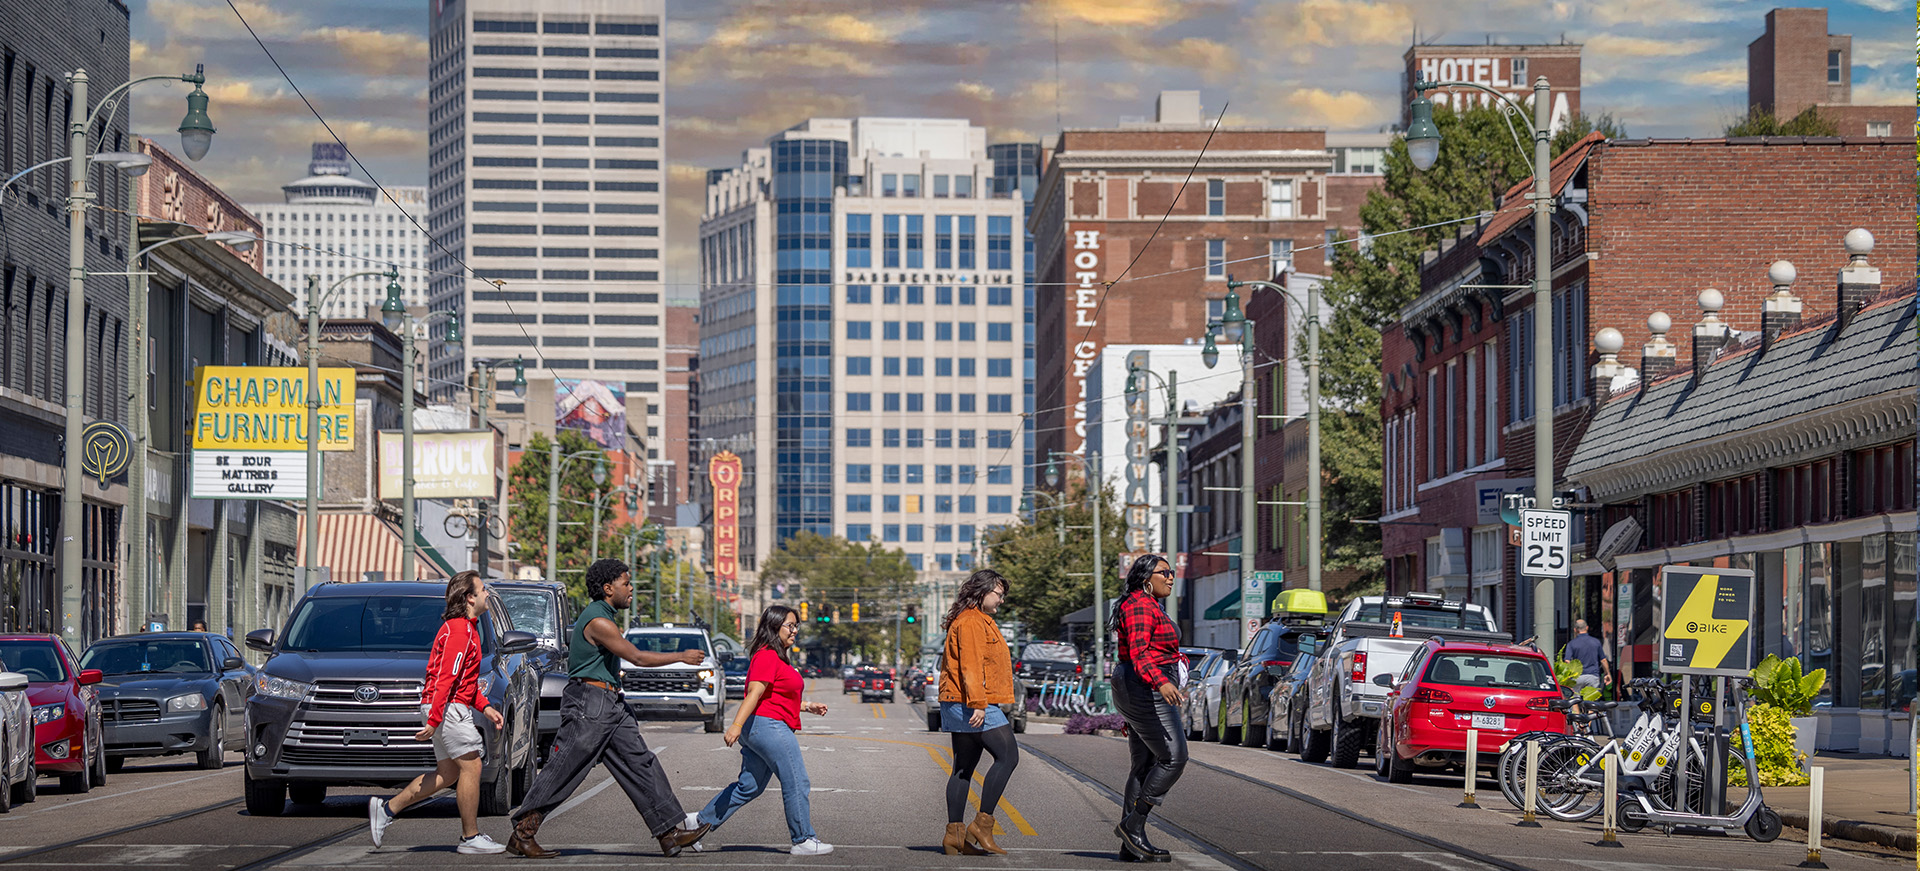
[697,716,815,843]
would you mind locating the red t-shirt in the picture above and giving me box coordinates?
[746,648,804,730]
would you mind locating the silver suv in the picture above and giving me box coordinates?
[619,624,727,733]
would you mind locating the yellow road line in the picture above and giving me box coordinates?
[868,703,887,719]
[820,734,1036,836]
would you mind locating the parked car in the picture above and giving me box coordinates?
[854,667,895,703]
[242,582,542,817]
[722,657,749,700]
[842,666,865,694]
[0,635,106,794]
[1265,650,1320,752]
[79,632,255,771]
[1014,640,1083,687]
[923,654,1027,734]
[0,667,33,810]
[1302,593,1507,768]
[489,580,574,759]
[620,623,727,733]
[1178,648,1233,742]
[1217,591,1330,748]
[1374,638,1567,784]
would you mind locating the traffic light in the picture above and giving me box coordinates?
[904,605,918,624]
[799,602,809,622]
[816,604,830,624]
[830,607,839,624]
[851,603,861,622]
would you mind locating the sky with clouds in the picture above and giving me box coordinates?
[127,0,1916,293]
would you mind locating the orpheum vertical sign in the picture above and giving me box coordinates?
[1069,225,1104,450]
[708,451,742,588]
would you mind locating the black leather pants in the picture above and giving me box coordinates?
[1111,662,1188,804]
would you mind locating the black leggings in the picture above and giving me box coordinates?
[947,724,1019,823]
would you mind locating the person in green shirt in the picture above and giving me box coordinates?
[507,559,712,859]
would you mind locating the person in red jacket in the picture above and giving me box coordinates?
[368,571,507,854]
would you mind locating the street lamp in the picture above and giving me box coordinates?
[468,356,526,577]
[299,267,400,593]
[1405,71,1558,656]
[548,446,609,583]
[1125,363,1185,622]
[1045,451,1107,688]
[53,64,214,646]
[1218,277,1323,598]
[380,281,461,582]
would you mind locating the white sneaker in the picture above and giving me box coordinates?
[682,812,708,852]
[457,833,507,855]
[368,798,392,848]
[790,838,834,856]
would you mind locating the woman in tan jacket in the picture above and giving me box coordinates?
[937,569,1019,855]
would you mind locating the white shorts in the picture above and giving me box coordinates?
[421,702,485,762]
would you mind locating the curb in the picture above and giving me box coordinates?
[1776,808,1915,852]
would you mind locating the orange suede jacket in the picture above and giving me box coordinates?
[938,608,1015,708]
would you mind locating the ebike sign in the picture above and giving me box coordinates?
[1658,566,1754,677]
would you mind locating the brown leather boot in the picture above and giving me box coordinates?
[506,812,558,859]
[658,821,711,857]
[966,811,1007,855]
[943,822,983,855]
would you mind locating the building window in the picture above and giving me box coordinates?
[882,174,898,197]
[957,216,975,269]
[1445,360,1457,475]
[1707,473,1765,539]
[1268,179,1294,218]
[882,215,901,267]
[847,524,871,542]
[846,464,871,483]
[1650,489,1694,547]
[1206,179,1225,216]
[1464,349,1477,468]
[1268,240,1292,276]
[1849,443,1916,516]
[1206,239,1225,278]
[846,495,872,512]
[846,428,871,447]
[1867,121,1892,137]
[1426,369,1438,480]
[987,216,1013,270]
[1510,57,1528,86]
[901,174,920,198]
[1827,50,1842,84]
[905,215,924,268]
[846,214,871,267]
[1483,340,1499,463]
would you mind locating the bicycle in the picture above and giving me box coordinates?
[1498,677,1672,814]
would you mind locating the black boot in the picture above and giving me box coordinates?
[1115,799,1170,862]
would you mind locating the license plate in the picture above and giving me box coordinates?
[345,729,388,746]
[1470,713,1504,730]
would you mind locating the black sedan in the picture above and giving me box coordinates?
[78,632,255,771]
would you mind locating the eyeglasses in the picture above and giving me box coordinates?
[1151,569,1175,578]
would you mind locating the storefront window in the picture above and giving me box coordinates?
[1758,550,1784,660]
[1833,540,1864,707]
[1890,533,1916,713]
[1856,535,1889,709]
[1805,543,1834,706]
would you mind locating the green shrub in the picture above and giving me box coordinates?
[1730,702,1807,787]
[1749,655,1825,716]
[1554,659,1601,701]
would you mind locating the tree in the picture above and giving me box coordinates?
[1552,112,1629,155]
[760,532,920,666]
[981,482,1126,643]
[1723,106,1840,137]
[506,429,614,602]
[1313,103,1601,594]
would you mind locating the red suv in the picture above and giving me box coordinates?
[0,635,107,793]
[1373,638,1566,784]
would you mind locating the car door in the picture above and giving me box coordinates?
[1224,626,1268,722]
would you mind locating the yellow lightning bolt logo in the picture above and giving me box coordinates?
[1665,574,1748,668]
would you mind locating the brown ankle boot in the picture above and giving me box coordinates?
[507,812,559,859]
[966,811,1007,855]
[943,822,983,855]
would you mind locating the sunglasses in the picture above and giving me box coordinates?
[1151,569,1175,578]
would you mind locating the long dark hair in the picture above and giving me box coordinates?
[1109,554,1167,631]
[443,570,482,621]
[943,569,1009,631]
[748,605,798,661]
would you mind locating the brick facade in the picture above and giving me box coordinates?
[1745,7,1904,137]
[1402,44,1582,130]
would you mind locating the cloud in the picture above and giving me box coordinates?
[1584,34,1714,58]
[953,81,996,101]
[1583,0,1742,27]
[1281,88,1388,128]
[310,27,428,77]
[1279,0,1414,49]
[1679,63,1746,90]
[1028,0,1197,28]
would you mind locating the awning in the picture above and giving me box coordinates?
[1202,587,1240,621]
[294,513,447,582]
[1062,604,1096,625]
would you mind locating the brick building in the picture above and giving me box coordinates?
[652,297,697,524]
[1747,6,1906,137]
[1380,133,1915,644]
[1402,41,1581,132]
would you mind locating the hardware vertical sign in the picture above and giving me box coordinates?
[709,451,742,589]
[1123,349,1152,551]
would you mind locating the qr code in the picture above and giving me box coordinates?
[1668,643,1683,658]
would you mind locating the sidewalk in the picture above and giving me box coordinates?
[1756,752,1914,852]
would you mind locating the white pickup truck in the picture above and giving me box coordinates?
[1300,593,1508,768]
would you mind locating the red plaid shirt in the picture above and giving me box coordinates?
[1116,590,1180,689]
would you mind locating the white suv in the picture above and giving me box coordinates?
[619,624,726,733]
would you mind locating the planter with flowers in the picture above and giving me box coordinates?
[1731,655,1826,787]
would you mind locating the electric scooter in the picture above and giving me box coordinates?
[1616,677,1782,842]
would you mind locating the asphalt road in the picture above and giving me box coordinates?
[0,679,1905,870]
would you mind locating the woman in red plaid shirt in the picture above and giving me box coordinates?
[1109,554,1186,862]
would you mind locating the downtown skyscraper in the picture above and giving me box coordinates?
[426,0,666,459]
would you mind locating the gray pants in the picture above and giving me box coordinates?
[512,681,685,837]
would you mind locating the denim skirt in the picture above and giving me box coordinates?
[940,701,1010,733]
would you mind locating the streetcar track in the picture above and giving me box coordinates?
[0,796,245,865]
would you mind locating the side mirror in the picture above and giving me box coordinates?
[222,656,246,671]
[1371,674,1394,688]
[718,650,735,664]
[499,630,538,657]
[245,629,275,653]
[0,672,27,692]
[77,669,104,686]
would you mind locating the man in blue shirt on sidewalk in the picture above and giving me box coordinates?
[1564,619,1609,693]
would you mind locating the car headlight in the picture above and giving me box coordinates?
[166,693,208,713]
[698,669,714,680]
[32,703,65,725]
[255,674,315,701]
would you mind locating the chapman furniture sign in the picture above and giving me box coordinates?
[377,430,496,500]
[189,366,355,500]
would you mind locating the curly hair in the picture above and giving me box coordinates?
[585,558,630,601]
[942,569,1009,631]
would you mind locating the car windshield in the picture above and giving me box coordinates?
[1350,602,1493,632]
[496,590,558,638]
[81,639,212,675]
[0,640,66,682]
[1250,628,1306,662]
[1020,642,1078,662]
[280,596,447,652]
[625,632,709,656]
[1423,653,1555,690]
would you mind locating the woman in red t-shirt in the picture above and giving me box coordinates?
[693,606,833,855]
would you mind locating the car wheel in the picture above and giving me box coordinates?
[1200,702,1219,743]
[1331,717,1365,769]
[704,703,725,734]
[289,783,327,807]
[106,755,126,773]
[1265,713,1286,751]
[1383,726,1413,783]
[59,749,91,794]
[14,759,34,804]
[244,769,286,817]
[927,709,941,732]
[1301,723,1330,764]
[1373,724,1390,778]
[1218,698,1241,745]
[479,762,513,817]
[0,755,11,814]
[1287,711,1303,756]
[1012,711,1027,735]
[196,704,226,769]
[1240,700,1261,748]
[512,729,537,806]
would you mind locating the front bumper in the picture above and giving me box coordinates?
[33,716,85,773]
[103,708,213,757]
[621,693,721,719]
[245,689,501,788]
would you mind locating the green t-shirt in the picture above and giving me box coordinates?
[568,600,622,686]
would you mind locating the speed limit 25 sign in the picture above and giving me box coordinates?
[1519,508,1571,579]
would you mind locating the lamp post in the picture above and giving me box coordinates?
[1199,287,1259,651]
[469,357,526,577]
[50,64,213,647]
[300,267,400,592]
[1405,73,1557,656]
[1124,364,1185,622]
[380,283,460,582]
[546,446,608,583]
[1045,451,1105,686]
